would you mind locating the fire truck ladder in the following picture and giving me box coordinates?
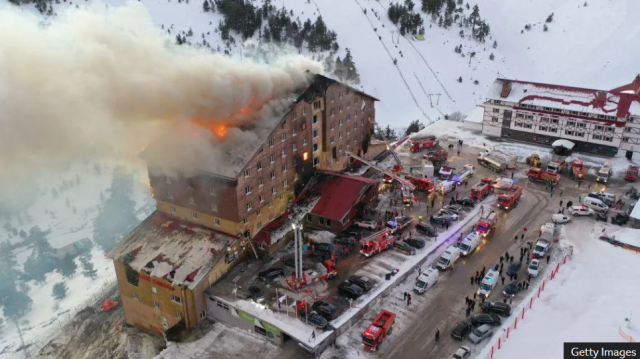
[346,152,415,191]
[375,124,403,170]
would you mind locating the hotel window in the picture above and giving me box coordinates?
[257,161,263,170]
[575,131,585,138]
[282,149,287,157]
[165,176,171,184]
[491,117,498,123]
[167,190,173,199]
[493,108,500,113]
[330,137,335,144]
[243,218,248,225]
[281,133,286,142]
[154,301,160,309]
[271,171,276,180]
[170,205,176,213]
[272,187,277,195]
[244,169,250,177]
[259,195,265,203]
[516,113,524,119]
[211,203,218,212]
[623,137,630,142]
[200,311,207,319]
[283,179,288,188]
[176,311,183,318]
[538,125,548,131]
[331,123,335,131]
[593,134,602,140]
[189,196,195,204]
[525,115,533,120]
[269,138,274,147]
[303,138,308,145]
[577,123,586,128]
[330,109,335,116]
[313,100,321,110]
[209,186,216,196]
[606,127,615,132]
[549,127,558,133]
[313,143,319,152]
[245,186,251,195]
[191,211,198,219]
[625,127,632,132]
[567,120,576,126]
[293,127,297,136]
[302,107,307,115]
[133,293,139,301]
[313,129,319,138]
[292,144,297,151]
[313,157,320,167]
[595,125,604,131]
[258,178,264,187]
[604,136,613,142]
[565,130,574,136]
[339,105,343,112]
[171,295,182,304]
[214,218,220,226]
[282,164,288,173]
[347,114,351,122]
[270,155,275,164]
[312,115,318,124]
[339,119,343,126]
[246,202,253,212]
[551,118,559,124]
[152,286,158,294]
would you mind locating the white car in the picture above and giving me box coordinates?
[453,346,471,359]
[354,220,376,229]
[528,259,540,277]
[569,206,595,217]
[551,214,571,224]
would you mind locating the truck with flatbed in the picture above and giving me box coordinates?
[362,310,396,352]
[527,167,561,185]
[453,164,475,184]
[470,178,494,200]
[497,185,523,210]
[360,230,395,258]
[491,151,517,169]
[477,154,507,173]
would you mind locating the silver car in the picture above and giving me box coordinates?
[468,324,493,344]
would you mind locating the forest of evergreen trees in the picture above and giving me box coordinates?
[421,0,490,42]
[388,1,425,36]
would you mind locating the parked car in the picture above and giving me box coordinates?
[470,313,501,327]
[349,275,375,292]
[528,259,540,278]
[313,242,334,255]
[468,324,494,344]
[311,300,338,320]
[430,215,453,226]
[354,220,377,229]
[346,231,363,240]
[451,321,472,340]
[456,197,476,207]
[612,213,630,225]
[438,209,459,221]
[570,206,595,217]
[452,346,472,359]
[503,280,522,297]
[506,262,522,276]
[394,241,416,255]
[247,286,265,303]
[334,235,356,247]
[415,222,437,237]
[258,267,284,282]
[404,238,426,249]
[282,257,307,270]
[481,301,512,317]
[302,312,328,330]
[338,281,364,300]
[551,213,571,224]
[442,205,463,214]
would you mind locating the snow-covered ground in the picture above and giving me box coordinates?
[0,159,153,357]
[481,222,640,359]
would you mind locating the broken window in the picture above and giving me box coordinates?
[125,265,140,286]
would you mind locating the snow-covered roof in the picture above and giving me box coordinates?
[487,78,640,119]
[107,211,238,288]
[552,139,575,150]
[629,100,640,117]
[463,106,484,124]
[631,203,640,221]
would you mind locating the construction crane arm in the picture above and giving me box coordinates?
[375,124,403,169]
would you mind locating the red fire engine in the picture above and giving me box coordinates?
[406,176,435,192]
[476,212,497,238]
[362,310,396,351]
[410,135,439,152]
[497,185,523,210]
[470,178,494,200]
[360,230,395,258]
[625,165,639,182]
[570,159,586,181]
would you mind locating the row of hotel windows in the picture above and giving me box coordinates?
[491,100,617,121]
[511,121,615,142]
[168,198,281,224]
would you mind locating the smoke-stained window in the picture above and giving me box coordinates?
[313,143,319,152]
[258,178,264,187]
[244,169,251,177]
[293,127,298,136]
[282,149,287,157]
[246,202,253,212]
[189,196,195,204]
[209,186,216,196]
[282,164,288,173]
[269,138,274,147]
[292,144,297,151]
[283,179,288,188]
[125,266,139,286]
[281,133,286,142]
[313,129,319,138]
[259,195,265,203]
[302,107,307,116]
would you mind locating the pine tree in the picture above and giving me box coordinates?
[80,255,97,279]
[383,125,397,140]
[58,254,77,278]
[546,13,554,23]
[202,0,209,12]
[489,53,495,60]
[342,49,360,84]
[52,282,67,300]
[493,40,498,49]
[458,76,463,83]
[405,120,424,135]
[334,56,345,80]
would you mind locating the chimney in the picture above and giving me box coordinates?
[500,81,512,98]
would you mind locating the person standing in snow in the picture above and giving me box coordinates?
[547,255,551,264]
[435,328,440,342]
[521,233,524,240]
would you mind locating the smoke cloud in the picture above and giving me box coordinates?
[0,2,322,195]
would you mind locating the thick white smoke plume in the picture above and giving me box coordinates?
[0,2,322,195]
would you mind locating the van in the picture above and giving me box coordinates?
[413,267,439,294]
[539,223,556,236]
[436,246,461,271]
[458,233,481,256]
[582,196,609,213]
[587,191,615,205]
[478,269,499,297]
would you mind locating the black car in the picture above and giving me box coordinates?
[470,313,502,327]
[451,321,472,340]
[334,235,356,247]
[282,257,307,270]
[506,262,522,276]
[338,281,364,300]
[405,238,426,249]
[481,301,512,317]
[247,286,265,303]
[348,275,375,292]
[394,241,416,255]
[302,312,328,330]
[346,231,363,240]
[313,242,334,255]
[442,205,462,214]
[596,212,608,222]
[430,215,452,226]
[311,300,338,320]
[456,197,477,207]
[415,223,437,237]
[611,213,629,225]
[503,280,522,297]
[258,267,284,282]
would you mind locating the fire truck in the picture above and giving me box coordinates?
[407,176,435,192]
[570,159,586,181]
[452,164,475,184]
[497,185,523,210]
[286,259,337,289]
[476,212,497,238]
[410,135,439,152]
[470,178,494,200]
[360,230,395,258]
[526,167,560,185]
[439,165,455,180]
[424,148,448,163]
[362,310,396,351]
[477,154,506,173]
[625,164,639,182]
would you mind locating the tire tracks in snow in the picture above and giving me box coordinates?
[371,0,456,104]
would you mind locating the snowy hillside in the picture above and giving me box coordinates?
[18,0,640,131]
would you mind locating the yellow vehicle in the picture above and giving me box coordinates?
[526,153,541,168]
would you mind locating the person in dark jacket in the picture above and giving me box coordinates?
[470,276,474,285]
[435,328,440,342]
[501,276,505,285]
[547,255,551,264]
